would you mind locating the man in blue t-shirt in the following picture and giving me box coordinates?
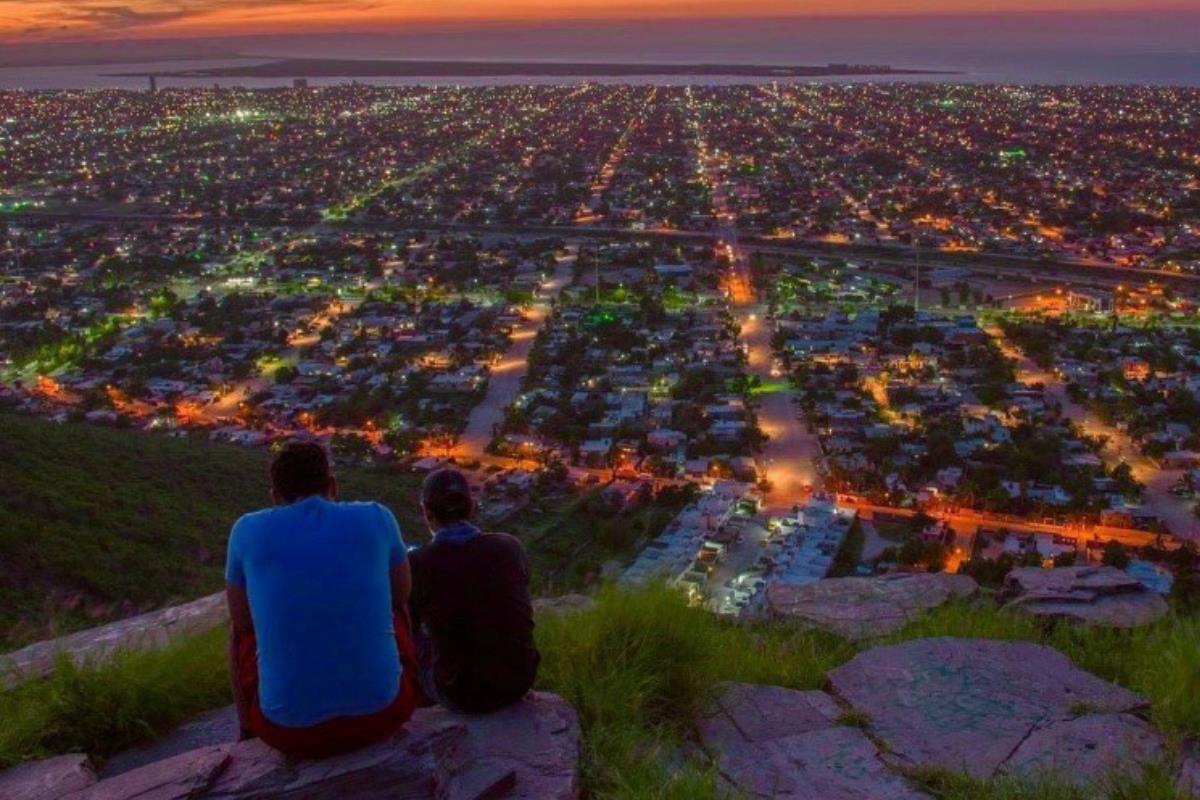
[225,441,419,758]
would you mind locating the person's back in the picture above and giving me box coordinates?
[410,529,539,712]
[226,441,419,758]
[409,469,539,713]
[229,497,402,725]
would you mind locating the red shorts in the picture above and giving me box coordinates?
[235,616,420,760]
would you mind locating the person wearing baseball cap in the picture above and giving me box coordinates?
[408,468,540,712]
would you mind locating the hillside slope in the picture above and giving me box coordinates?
[0,413,428,648]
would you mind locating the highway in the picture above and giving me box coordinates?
[13,208,1200,289]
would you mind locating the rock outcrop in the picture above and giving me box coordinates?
[827,637,1156,781]
[765,573,978,640]
[0,592,227,689]
[1179,741,1200,797]
[698,683,930,799]
[1002,566,1168,628]
[3,692,579,800]
[0,754,96,800]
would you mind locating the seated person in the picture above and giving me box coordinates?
[409,468,540,713]
[225,441,419,759]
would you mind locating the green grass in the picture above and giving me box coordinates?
[913,763,1189,800]
[0,412,426,649]
[0,627,228,769]
[534,584,854,798]
[0,586,1197,799]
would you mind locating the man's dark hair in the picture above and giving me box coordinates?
[271,440,333,503]
[422,468,474,524]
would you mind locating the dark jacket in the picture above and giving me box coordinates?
[409,531,540,713]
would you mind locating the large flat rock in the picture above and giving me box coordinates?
[53,692,578,800]
[766,573,978,640]
[0,592,227,689]
[0,754,97,800]
[1003,566,1168,628]
[697,683,930,799]
[827,637,1147,780]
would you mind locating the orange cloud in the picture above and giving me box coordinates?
[1,0,1190,42]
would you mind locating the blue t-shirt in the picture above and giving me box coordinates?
[226,496,407,727]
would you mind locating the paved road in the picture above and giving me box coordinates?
[452,255,575,461]
[846,500,1182,550]
[739,311,822,514]
[707,518,770,612]
[993,328,1199,542]
[721,223,822,514]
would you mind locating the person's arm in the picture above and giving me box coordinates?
[226,583,255,739]
[225,520,255,739]
[390,559,413,627]
[381,504,413,627]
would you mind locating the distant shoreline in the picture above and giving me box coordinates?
[112,58,956,80]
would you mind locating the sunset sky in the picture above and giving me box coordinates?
[4,0,1196,43]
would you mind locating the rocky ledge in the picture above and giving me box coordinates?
[764,573,979,640]
[828,637,1162,783]
[0,592,227,689]
[0,692,580,800]
[699,636,1200,799]
[702,638,1197,798]
[1002,565,1169,628]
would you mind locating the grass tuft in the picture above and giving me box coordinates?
[835,708,872,729]
[0,626,228,769]
[534,583,854,798]
[912,761,1192,800]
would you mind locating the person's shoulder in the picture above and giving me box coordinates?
[228,505,285,552]
[330,500,396,523]
[331,501,404,541]
[231,505,282,534]
[333,499,389,513]
[478,532,527,556]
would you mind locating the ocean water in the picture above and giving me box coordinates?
[2,16,1199,89]
[3,53,1198,90]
